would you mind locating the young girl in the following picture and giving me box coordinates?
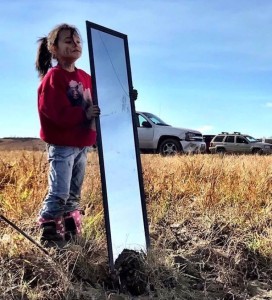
[35,23,100,246]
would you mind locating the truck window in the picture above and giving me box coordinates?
[225,136,234,143]
[236,136,248,144]
[138,114,148,127]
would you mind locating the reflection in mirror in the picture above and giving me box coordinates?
[86,22,149,268]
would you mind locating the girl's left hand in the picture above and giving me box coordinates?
[130,89,138,101]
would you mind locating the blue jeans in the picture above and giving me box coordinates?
[40,145,89,219]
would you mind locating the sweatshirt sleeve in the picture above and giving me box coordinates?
[38,71,87,129]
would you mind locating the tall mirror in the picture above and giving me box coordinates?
[86,21,150,269]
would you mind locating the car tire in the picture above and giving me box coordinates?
[216,147,226,154]
[158,138,182,156]
[252,148,263,155]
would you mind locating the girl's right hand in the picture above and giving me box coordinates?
[85,103,100,120]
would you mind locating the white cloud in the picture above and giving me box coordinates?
[265,102,272,108]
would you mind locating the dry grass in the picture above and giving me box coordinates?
[0,151,272,299]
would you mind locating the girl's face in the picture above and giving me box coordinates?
[54,29,82,63]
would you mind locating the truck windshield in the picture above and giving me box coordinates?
[245,135,258,143]
[143,112,169,126]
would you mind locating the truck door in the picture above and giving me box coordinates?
[236,136,250,153]
[137,114,154,149]
[224,135,235,152]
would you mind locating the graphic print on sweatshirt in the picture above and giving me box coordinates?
[67,80,92,109]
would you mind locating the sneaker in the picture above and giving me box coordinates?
[38,217,66,248]
[63,210,82,241]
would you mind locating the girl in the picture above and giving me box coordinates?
[35,23,100,246]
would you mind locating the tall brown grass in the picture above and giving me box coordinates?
[0,151,272,299]
[143,154,272,245]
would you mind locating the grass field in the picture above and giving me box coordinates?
[0,151,272,299]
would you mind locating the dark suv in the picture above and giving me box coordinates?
[209,132,272,155]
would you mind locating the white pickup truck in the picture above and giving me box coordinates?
[136,111,206,155]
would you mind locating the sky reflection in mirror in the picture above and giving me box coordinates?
[90,28,147,260]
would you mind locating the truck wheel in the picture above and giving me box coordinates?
[216,147,226,154]
[158,139,181,155]
[252,148,262,155]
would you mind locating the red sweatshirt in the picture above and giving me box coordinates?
[38,65,96,147]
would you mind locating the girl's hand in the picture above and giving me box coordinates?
[85,103,100,120]
[130,89,138,101]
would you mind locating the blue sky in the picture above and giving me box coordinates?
[1,0,272,138]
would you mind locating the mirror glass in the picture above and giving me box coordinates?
[86,22,149,266]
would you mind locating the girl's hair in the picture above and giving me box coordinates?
[35,23,80,79]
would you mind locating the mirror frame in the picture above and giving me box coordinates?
[85,21,150,269]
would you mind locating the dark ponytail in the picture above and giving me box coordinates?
[35,37,52,79]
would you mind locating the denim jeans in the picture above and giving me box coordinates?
[40,145,89,219]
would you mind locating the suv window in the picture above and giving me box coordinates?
[225,136,234,143]
[138,114,148,127]
[142,112,169,126]
[213,136,224,142]
[244,135,258,143]
[236,136,248,144]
